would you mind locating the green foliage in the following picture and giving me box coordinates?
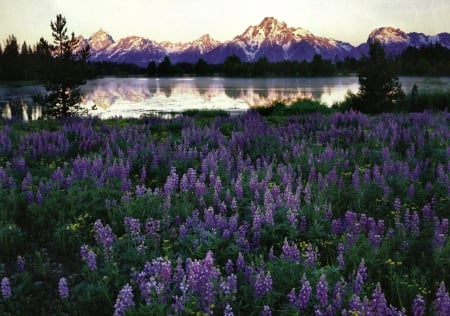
[254,99,335,117]
[182,109,229,118]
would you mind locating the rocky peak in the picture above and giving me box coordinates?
[368,27,408,44]
[89,29,114,51]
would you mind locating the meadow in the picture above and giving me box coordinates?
[0,108,449,315]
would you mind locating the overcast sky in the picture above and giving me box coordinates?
[1,0,449,46]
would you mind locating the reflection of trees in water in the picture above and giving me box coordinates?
[2,99,42,121]
[311,88,324,101]
[159,85,172,98]
[224,86,243,99]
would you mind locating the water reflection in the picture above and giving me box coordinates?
[1,77,448,119]
[1,99,42,121]
[78,77,362,118]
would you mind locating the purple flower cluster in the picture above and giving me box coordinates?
[288,275,312,311]
[80,244,97,271]
[3,110,450,313]
[253,269,272,298]
[93,219,116,260]
[1,277,11,299]
[114,283,134,316]
[58,277,69,299]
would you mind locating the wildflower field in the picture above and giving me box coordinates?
[0,110,449,315]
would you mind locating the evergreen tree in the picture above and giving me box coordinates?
[352,40,404,113]
[33,14,90,118]
[158,56,173,76]
[194,58,210,76]
[2,35,20,80]
[147,61,157,76]
[223,55,242,77]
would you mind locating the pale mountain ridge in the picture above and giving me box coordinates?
[83,17,450,66]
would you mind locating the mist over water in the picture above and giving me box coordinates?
[1,77,448,119]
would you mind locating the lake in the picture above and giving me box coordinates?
[1,76,449,119]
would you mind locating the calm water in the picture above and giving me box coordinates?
[1,77,449,119]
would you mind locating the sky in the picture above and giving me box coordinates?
[0,0,449,47]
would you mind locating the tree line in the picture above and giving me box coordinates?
[0,35,146,81]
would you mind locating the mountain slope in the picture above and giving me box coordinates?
[84,20,450,66]
[203,17,353,63]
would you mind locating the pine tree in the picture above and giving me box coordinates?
[33,14,90,118]
[352,40,404,113]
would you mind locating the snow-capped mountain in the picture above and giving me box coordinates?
[92,35,166,67]
[89,29,115,52]
[203,17,353,63]
[162,34,222,63]
[84,19,450,66]
[352,27,450,57]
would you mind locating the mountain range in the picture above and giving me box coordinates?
[78,17,450,67]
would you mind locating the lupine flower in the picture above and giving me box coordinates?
[186,251,220,310]
[262,305,272,316]
[94,219,116,260]
[370,283,389,315]
[81,246,98,271]
[58,277,69,299]
[304,243,318,269]
[336,243,345,270]
[114,283,135,316]
[316,274,328,308]
[1,277,11,298]
[224,303,234,316]
[236,252,245,272]
[288,275,312,311]
[393,198,402,212]
[412,294,425,316]
[254,270,272,298]
[17,255,25,273]
[281,238,300,263]
[434,282,450,315]
[332,280,346,312]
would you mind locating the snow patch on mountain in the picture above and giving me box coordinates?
[83,19,450,66]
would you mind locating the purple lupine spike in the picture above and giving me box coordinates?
[58,277,69,299]
[94,219,116,260]
[16,255,25,273]
[1,277,11,299]
[304,243,318,269]
[298,275,312,310]
[393,198,402,212]
[236,253,245,272]
[114,283,135,316]
[281,238,300,263]
[434,282,450,315]
[262,305,272,316]
[253,269,272,298]
[316,274,328,308]
[86,250,97,271]
[224,303,234,316]
[352,166,361,191]
[124,217,142,242]
[353,259,367,295]
[186,251,220,311]
[332,280,346,312]
[220,274,237,296]
[347,294,363,314]
[337,243,345,270]
[412,294,425,316]
[370,283,389,315]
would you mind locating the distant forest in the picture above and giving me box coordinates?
[1,34,450,81]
